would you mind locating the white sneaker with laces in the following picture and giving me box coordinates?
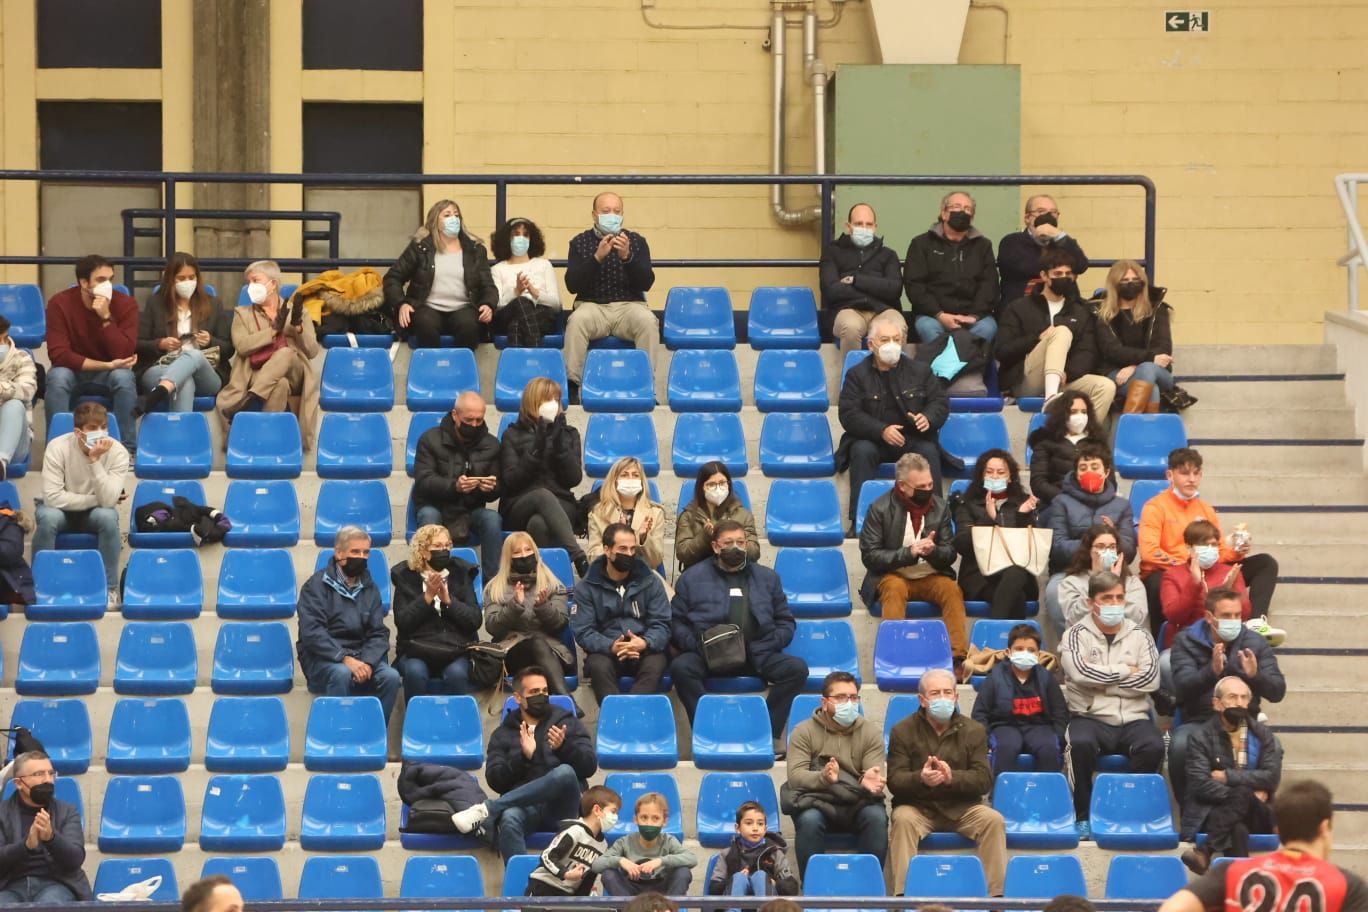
[1245,616,1286,647]
[450,801,490,834]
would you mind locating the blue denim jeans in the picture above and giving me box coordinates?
[45,367,138,449]
[414,505,502,580]
[396,655,476,703]
[141,347,222,411]
[0,877,78,904]
[1109,361,1174,402]
[304,659,403,723]
[486,763,583,860]
[0,399,31,466]
[914,314,998,344]
[33,504,121,588]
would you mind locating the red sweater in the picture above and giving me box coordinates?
[46,287,138,371]
[1159,561,1251,647]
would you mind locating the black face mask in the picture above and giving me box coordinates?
[909,488,933,506]
[1117,280,1146,301]
[946,211,972,232]
[1222,706,1248,727]
[457,422,485,443]
[510,555,537,575]
[27,782,53,808]
[341,556,368,579]
[1049,277,1077,298]
[611,553,636,573]
[1033,213,1059,229]
[718,545,747,570]
[428,550,451,571]
[523,694,551,719]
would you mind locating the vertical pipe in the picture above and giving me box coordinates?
[1143,181,1156,286]
[1350,179,1360,312]
[807,6,827,177]
[164,177,178,259]
[770,5,820,226]
[495,178,508,232]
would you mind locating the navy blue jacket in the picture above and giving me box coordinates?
[671,559,795,665]
[1170,621,1285,724]
[970,661,1070,737]
[1041,472,1135,571]
[296,559,392,678]
[571,556,672,656]
[485,703,597,795]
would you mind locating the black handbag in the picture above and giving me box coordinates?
[466,642,508,689]
[402,628,469,668]
[402,798,458,833]
[701,623,747,677]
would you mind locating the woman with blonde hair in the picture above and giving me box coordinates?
[391,523,484,702]
[484,531,575,697]
[1095,259,1195,413]
[587,456,666,569]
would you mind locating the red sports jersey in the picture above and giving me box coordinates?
[1189,850,1368,912]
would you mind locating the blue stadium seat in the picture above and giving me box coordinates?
[596,694,679,769]
[121,549,203,620]
[200,857,283,902]
[237,283,298,307]
[494,348,568,411]
[30,549,107,620]
[748,287,820,349]
[314,479,393,546]
[312,550,392,608]
[225,412,303,479]
[540,547,576,590]
[671,412,747,477]
[854,479,895,535]
[0,284,45,347]
[299,773,386,851]
[211,622,295,695]
[904,855,989,899]
[298,856,383,900]
[785,619,859,691]
[753,349,829,412]
[94,858,179,902]
[205,696,289,772]
[401,695,484,769]
[949,359,1006,413]
[1003,854,1088,898]
[664,286,735,350]
[677,478,752,514]
[319,347,395,412]
[667,349,743,412]
[405,348,480,411]
[304,696,387,771]
[406,411,444,475]
[128,480,206,547]
[969,618,1042,687]
[765,478,843,546]
[1105,855,1189,900]
[401,855,484,902]
[105,697,191,774]
[1024,411,1048,463]
[114,621,197,696]
[1195,832,1280,853]
[774,547,852,617]
[993,772,1079,849]
[692,695,774,770]
[215,548,296,619]
[9,699,91,774]
[841,350,870,386]
[874,620,953,692]
[584,413,660,477]
[502,855,541,898]
[696,772,780,847]
[602,773,685,841]
[198,774,286,852]
[784,693,834,741]
[16,621,100,695]
[759,412,835,477]
[134,412,212,479]
[1129,479,1169,525]
[940,413,1012,478]
[1089,773,1179,849]
[1114,414,1188,480]
[883,694,920,748]
[316,412,394,479]
[48,410,121,444]
[581,349,656,412]
[805,854,886,901]
[98,775,186,853]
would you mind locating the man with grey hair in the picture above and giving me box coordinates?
[0,751,91,902]
[296,525,402,721]
[887,668,1005,896]
[413,389,502,579]
[903,191,1000,344]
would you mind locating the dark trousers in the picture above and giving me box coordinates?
[504,489,585,562]
[847,436,942,523]
[990,725,1063,775]
[669,651,809,738]
[412,304,481,349]
[1238,553,1279,617]
[1142,572,1166,639]
[505,636,573,697]
[1066,716,1165,818]
[583,650,668,705]
[961,565,1038,620]
[600,867,692,897]
[1203,785,1274,858]
[792,804,889,879]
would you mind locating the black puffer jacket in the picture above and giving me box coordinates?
[1095,290,1174,375]
[1025,429,1110,506]
[383,235,497,320]
[903,224,1000,321]
[819,234,904,318]
[397,761,487,812]
[391,555,483,665]
[995,292,1103,393]
[413,415,501,540]
[498,414,583,519]
[0,506,34,605]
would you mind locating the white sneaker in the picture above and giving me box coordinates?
[450,801,489,834]
[1245,616,1286,647]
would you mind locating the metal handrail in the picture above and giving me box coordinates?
[1335,173,1368,310]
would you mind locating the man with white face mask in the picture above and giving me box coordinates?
[837,310,949,537]
[820,203,905,356]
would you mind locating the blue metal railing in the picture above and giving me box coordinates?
[35,898,1164,912]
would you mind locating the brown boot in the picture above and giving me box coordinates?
[1122,379,1155,413]
[1145,396,1161,414]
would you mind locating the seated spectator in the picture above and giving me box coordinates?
[786,671,888,878]
[0,316,36,481]
[670,521,807,755]
[499,377,587,575]
[489,217,561,348]
[820,203,904,356]
[563,191,657,402]
[1180,676,1282,874]
[296,526,402,723]
[524,784,621,899]
[44,254,138,450]
[33,402,129,604]
[0,750,91,903]
[391,524,483,702]
[587,457,666,571]
[215,260,320,450]
[593,791,696,897]
[1096,260,1197,413]
[859,453,968,677]
[1052,524,1147,642]
[995,248,1115,415]
[888,668,1006,897]
[180,875,243,912]
[996,194,1089,305]
[383,199,497,350]
[136,252,232,413]
[1042,442,1135,574]
[1059,571,1164,841]
[484,532,575,697]
[950,448,1040,620]
[903,191,1000,343]
[450,666,597,860]
[571,523,671,706]
[675,461,760,572]
[705,801,800,898]
[412,390,502,580]
[838,310,950,532]
[1026,390,1108,508]
[971,624,1069,775]
[1161,519,1251,647]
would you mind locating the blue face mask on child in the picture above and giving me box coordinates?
[510,235,531,257]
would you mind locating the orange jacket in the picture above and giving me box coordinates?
[1137,488,1240,577]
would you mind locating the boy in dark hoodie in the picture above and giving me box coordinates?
[525,784,622,898]
[706,801,800,898]
[970,624,1070,775]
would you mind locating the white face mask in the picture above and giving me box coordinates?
[246,282,269,305]
[173,278,198,298]
[876,341,902,366]
[703,484,729,507]
[537,400,560,422]
[1066,413,1088,434]
[616,478,643,498]
[90,281,113,300]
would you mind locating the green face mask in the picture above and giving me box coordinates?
[637,825,663,841]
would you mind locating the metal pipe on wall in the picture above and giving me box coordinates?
[770,3,821,226]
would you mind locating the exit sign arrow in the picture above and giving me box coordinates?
[1165,10,1210,31]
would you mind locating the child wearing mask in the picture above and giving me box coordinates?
[970,624,1070,775]
[706,801,800,898]
[525,785,622,898]
[594,792,696,897]
[1159,519,1251,648]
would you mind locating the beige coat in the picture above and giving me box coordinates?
[215,304,321,450]
[587,499,667,569]
[675,500,760,570]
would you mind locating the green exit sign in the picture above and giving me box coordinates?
[1166,10,1211,31]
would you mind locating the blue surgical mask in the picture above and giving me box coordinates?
[927,698,956,723]
[1194,545,1220,569]
[597,213,624,234]
[850,227,875,248]
[442,215,462,237]
[832,701,860,727]
[983,477,1008,494]
[1009,650,1039,671]
[510,235,531,257]
[1216,618,1243,641]
[599,809,619,833]
[1097,548,1118,568]
[1098,605,1127,627]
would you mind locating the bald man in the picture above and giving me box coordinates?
[819,203,905,356]
[412,390,503,579]
[996,194,1088,305]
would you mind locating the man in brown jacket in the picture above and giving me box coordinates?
[887,667,1006,896]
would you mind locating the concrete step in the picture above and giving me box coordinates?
[1281,764,1368,802]
[1274,689,1361,727]
[1189,444,1365,476]
[1217,513,1368,543]
[1274,654,1360,688]
[1177,378,1349,411]
[1193,474,1368,506]
[1183,406,1359,439]
[1174,344,1339,376]
[1273,731,1368,766]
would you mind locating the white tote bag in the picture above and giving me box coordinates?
[971,524,1053,577]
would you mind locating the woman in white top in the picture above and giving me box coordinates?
[489,217,561,348]
[382,199,497,350]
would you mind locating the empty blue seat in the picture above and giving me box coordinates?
[298,856,383,900]
[0,284,45,347]
[405,348,480,411]
[1129,479,1169,524]
[854,479,894,535]
[1114,414,1188,480]
[495,348,568,411]
[672,412,747,477]
[502,855,541,898]
[199,774,287,852]
[121,549,203,620]
[759,412,835,477]
[114,621,197,696]
[602,773,685,842]
[904,855,989,899]
[16,621,99,695]
[784,693,831,742]
[134,412,212,479]
[754,349,829,412]
[874,620,953,692]
[106,697,191,774]
[748,287,820,349]
[200,857,283,901]
[215,548,296,619]
[805,854,886,900]
[883,694,922,748]
[314,479,393,546]
[677,478,752,514]
[940,413,1012,478]
[1090,772,1179,849]
[205,696,289,772]
[312,550,392,608]
[1105,855,1189,900]
[9,699,90,774]
[785,619,859,691]
[581,348,656,412]
[211,622,294,695]
[584,413,660,477]
[401,855,484,901]
[993,772,1078,849]
[225,412,303,479]
[540,547,576,590]
[696,772,780,847]
[299,773,386,851]
[405,411,444,475]
[401,695,484,769]
[98,774,186,853]
[128,480,206,547]
[1003,854,1088,898]
[319,347,395,411]
[316,412,394,479]
[664,287,735,350]
[596,694,679,769]
[692,694,774,770]
[667,349,742,412]
[765,479,843,546]
[304,696,387,771]
[774,547,852,617]
[30,549,106,620]
[94,858,179,902]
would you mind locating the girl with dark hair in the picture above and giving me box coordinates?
[950,448,1039,619]
[1050,523,1147,640]
[674,461,759,571]
[1025,389,1109,507]
[137,252,233,412]
[490,217,561,348]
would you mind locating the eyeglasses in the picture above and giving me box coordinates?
[18,770,57,782]
[1027,208,1060,217]
[825,694,861,705]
